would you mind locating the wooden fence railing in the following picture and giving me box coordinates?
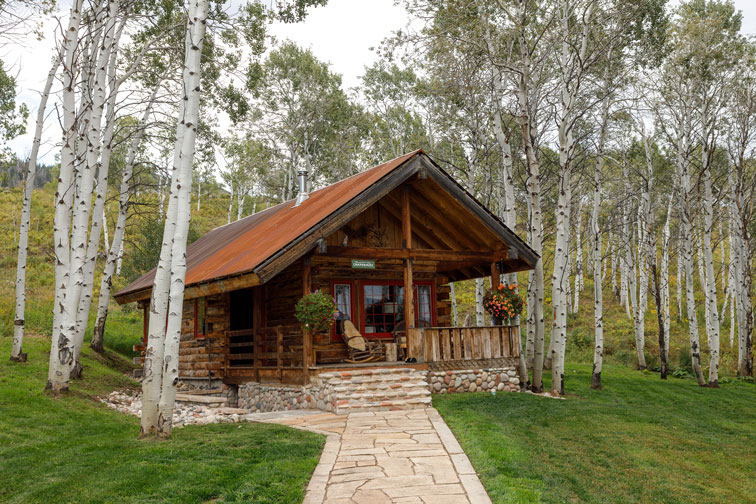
[406,325,520,363]
[223,324,302,381]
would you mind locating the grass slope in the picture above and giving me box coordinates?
[0,336,324,504]
[434,364,756,504]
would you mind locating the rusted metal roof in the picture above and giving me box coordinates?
[114,150,423,301]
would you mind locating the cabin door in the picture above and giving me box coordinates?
[228,288,255,368]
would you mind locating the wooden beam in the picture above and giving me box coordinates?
[402,186,412,249]
[491,262,500,290]
[322,246,510,263]
[404,258,415,330]
[377,198,453,250]
[303,257,312,296]
[114,271,262,305]
[383,190,469,250]
[418,154,539,267]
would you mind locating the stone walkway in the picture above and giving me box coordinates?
[254,408,492,504]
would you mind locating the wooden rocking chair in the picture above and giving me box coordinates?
[340,320,385,363]
[392,319,432,361]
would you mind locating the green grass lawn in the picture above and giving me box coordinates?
[434,364,756,504]
[0,335,324,504]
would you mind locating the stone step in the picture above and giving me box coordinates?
[175,393,229,406]
[334,397,432,414]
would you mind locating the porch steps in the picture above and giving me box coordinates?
[175,393,230,408]
[315,368,432,414]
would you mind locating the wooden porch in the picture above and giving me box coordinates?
[222,323,521,384]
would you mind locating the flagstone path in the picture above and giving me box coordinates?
[251,408,492,504]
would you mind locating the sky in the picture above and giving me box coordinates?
[3,0,756,166]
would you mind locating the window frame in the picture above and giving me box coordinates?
[359,279,435,339]
[330,279,356,342]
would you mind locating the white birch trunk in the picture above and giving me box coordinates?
[676,227,684,322]
[226,184,233,224]
[91,87,158,353]
[103,207,110,253]
[701,158,720,385]
[573,198,584,313]
[72,6,121,372]
[449,282,458,327]
[11,58,59,362]
[634,134,654,371]
[48,0,84,391]
[677,110,707,386]
[475,278,485,326]
[591,156,603,389]
[661,198,672,359]
[515,0,545,390]
[237,190,246,221]
[152,0,210,438]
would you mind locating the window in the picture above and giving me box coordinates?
[334,283,352,338]
[417,285,432,324]
[363,284,404,335]
[362,282,434,337]
[194,297,207,339]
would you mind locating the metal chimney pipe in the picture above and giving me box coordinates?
[294,169,309,206]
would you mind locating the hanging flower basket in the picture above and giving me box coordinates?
[295,290,338,334]
[483,284,524,325]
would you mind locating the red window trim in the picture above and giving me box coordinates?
[359,280,435,340]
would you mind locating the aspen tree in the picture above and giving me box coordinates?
[142,0,210,438]
[47,0,84,392]
[11,58,59,362]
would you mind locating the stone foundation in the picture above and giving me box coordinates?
[237,382,329,413]
[427,367,520,394]
[237,364,521,414]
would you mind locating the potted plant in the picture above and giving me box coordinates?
[295,290,338,334]
[482,284,524,325]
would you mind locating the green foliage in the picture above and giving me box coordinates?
[294,290,337,334]
[120,215,201,283]
[0,59,28,160]
[435,363,756,503]
[0,336,323,504]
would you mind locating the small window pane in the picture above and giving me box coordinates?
[334,284,352,336]
[417,285,432,324]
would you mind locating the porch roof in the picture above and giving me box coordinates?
[114,150,538,304]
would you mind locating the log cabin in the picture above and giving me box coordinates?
[114,150,538,395]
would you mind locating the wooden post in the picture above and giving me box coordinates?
[253,286,262,382]
[402,186,415,329]
[302,257,313,384]
[276,326,283,381]
[303,327,312,384]
[491,262,500,290]
[303,256,312,296]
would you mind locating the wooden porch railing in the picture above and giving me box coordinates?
[406,325,520,363]
[223,324,303,381]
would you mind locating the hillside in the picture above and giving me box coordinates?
[0,180,746,384]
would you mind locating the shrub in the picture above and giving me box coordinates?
[294,290,337,334]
